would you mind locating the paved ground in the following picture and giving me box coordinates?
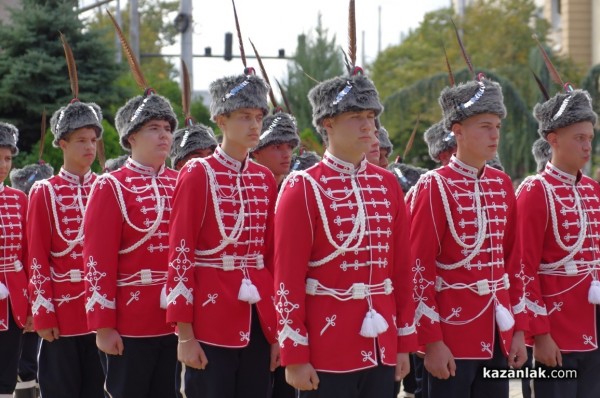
[399,379,524,397]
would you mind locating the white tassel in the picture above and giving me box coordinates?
[495,303,515,332]
[588,280,600,305]
[238,278,261,304]
[0,282,8,300]
[372,309,389,334]
[360,309,388,338]
[160,285,167,309]
[360,310,378,338]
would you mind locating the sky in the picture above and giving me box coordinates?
[83,0,452,91]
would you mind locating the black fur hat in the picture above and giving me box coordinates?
[10,163,54,194]
[170,124,218,167]
[308,70,383,141]
[50,101,103,147]
[389,162,428,193]
[209,71,270,121]
[532,137,552,172]
[115,93,178,151]
[533,89,597,138]
[423,121,456,163]
[253,112,300,153]
[0,122,19,155]
[439,76,506,130]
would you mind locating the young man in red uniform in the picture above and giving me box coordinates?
[409,74,528,397]
[27,100,105,398]
[274,64,417,397]
[251,112,300,187]
[83,91,178,398]
[515,86,600,397]
[11,160,53,398]
[166,68,279,398]
[0,123,30,398]
[170,123,217,170]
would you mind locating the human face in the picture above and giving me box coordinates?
[60,127,98,170]
[217,108,264,151]
[128,119,173,165]
[366,129,380,165]
[453,113,501,168]
[0,147,12,182]
[324,110,377,163]
[175,147,215,170]
[252,142,294,179]
[547,121,594,174]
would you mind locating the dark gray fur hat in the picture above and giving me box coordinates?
[9,163,54,194]
[253,112,300,153]
[533,89,597,138]
[439,76,507,130]
[423,121,456,162]
[378,126,393,155]
[532,137,552,172]
[291,150,321,172]
[308,71,383,141]
[389,162,428,193]
[115,92,178,151]
[104,154,129,172]
[0,122,19,155]
[170,124,218,168]
[50,101,103,147]
[209,71,269,121]
[486,154,504,172]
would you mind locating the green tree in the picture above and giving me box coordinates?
[382,69,538,178]
[371,0,584,179]
[86,0,179,101]
[0,0,122,152]
[283,14,344,144]
[371,0,577,102]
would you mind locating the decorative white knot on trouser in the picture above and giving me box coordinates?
[238,278,261,304]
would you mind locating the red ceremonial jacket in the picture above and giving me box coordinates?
[274,151,418,373]
[83,158,176,337]
[516,162,600,352]
[0,184,28,330]
[166,147,278,347]
[408,156,526,359]
[28,169,94,336]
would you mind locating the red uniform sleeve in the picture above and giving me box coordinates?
[503,184,528,332]
[515,179,550,336]
[27,184,57,330]
[83,176,123,330]
[409,174,446,346]
[273,175,316,365]
[389,177,418,353]
[165,161,207,324]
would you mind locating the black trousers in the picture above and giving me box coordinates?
[272,366,296,398]
[104,334,178,398]
[176,306,271,398]
[38,333,104,398]
[533,347,600,398]
[413,353,428,398]
[17,332,39,385]
[300,365,395,398]
[0,311,22,394]
[427,337,508,398]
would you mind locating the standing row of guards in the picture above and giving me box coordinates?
[1,2,600,398]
